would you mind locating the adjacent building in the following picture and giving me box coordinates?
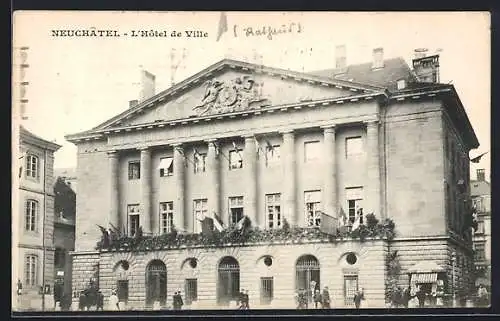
[471,169,491,289]
[66,48,479,309]
[15,126,61,310]
[53,169,77,303]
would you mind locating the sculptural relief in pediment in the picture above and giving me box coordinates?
[192,75,271,116]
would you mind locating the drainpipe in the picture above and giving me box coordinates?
[41,149,47,311]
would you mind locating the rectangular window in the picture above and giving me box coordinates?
[25,255,37,287]
[26,154,39,178]
[304,141,321,162]
[160,202,174,234]
[473,198,483,213]
[25,200,38,231]
[159,157,174,177]
[346,187,363,224]
[193,199,208,233]
[343,275,358,306]
[346,137,363,158]
[117,280,129,303]
[127,204,140,236]
[266,194,281,229]
[229,150,243,170]
[185,278,198,305]
[194,153,206,174]
[260,277,274,305]
[266,145,281,166]
[128,161,141,180]
[474,243,486,261]
[229,196,244,225]
[476,220,485,234]
[54,248,65,268]
[305,190,322,227]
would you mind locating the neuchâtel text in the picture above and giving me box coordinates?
[51,29,209,38]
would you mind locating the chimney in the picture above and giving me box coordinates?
[129,100,138,108]
[477,169,485,181]
[334,45,347,74]
[139,70,156,102]
[372,47,384,69]
[412,48,440,83]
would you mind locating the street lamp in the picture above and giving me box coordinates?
[451,251,456,307]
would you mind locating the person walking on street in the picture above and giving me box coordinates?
[415,286,426,308]
[109,290,119,311]
[313,289,322,309]
[322,286,331,309]
[96,290,104,311]
[173,291,183,310]
[477,284,489,307]
[243,290,250,309]
[353,288,365,309]
[402,287,411,308]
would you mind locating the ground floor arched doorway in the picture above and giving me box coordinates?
[145,260,167,306]
[217,256,240,305]
[296,255,320,303]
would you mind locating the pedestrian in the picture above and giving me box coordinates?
[477,284,488,307]
[353,288,365,309]
[96,290,104,311]
[322,286,331,309]
[172,291,179,310]
[109,290,119,311]
[415,286,426,308]
[78,291,86,311]
[243,290,250,309]
[17,279,23,296]
[177,291,184,310]
[313,289,322,309]
[238,289,245,309]
[402,287,411,308]
[296,288,307,309]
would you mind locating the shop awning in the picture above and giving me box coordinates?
[158,157,173,170]
[411,273,438,284]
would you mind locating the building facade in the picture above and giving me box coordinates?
[471,169,491,289]
[66,49,479,309]
[15,126,61,310]
[53,172,77,305]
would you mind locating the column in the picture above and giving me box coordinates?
[243,135,258,226]
[108,151,120,228]
[366,120,381,217]
[282,131,297,226]
[139,147,152,234]
[322,126,338,221]
[173,144,186,232]
[206,139,220,217]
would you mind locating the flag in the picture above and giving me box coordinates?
[470,151,488,163]
[352,208,363,230]
[212,212,225,232]
[216,12,228,42]
[339,207,348,226]
[18,154,25,178]
[232,142,243,160]
[265,140,274,156]
[201,216,214,236]
[319,211,337,235]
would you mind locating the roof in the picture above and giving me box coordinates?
[471,180,490,197]
[66,58,386,140]
[20,126,62,151]
[309,57,417,91]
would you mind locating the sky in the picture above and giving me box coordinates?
[12,11,491,180]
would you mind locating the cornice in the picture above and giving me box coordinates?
[65,91,383,143]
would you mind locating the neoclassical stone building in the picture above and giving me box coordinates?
[66,49,479,309]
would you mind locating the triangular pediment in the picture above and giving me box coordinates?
[91,59,386,131]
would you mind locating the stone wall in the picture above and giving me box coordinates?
[72,239,388,310]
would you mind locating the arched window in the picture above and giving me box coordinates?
[26,154,39,179]
[217,256,240,305]
[25,200,38,231]
[295,255,320,302]
[145,260,167,306]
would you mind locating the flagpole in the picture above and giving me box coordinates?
[41,149,47,311]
